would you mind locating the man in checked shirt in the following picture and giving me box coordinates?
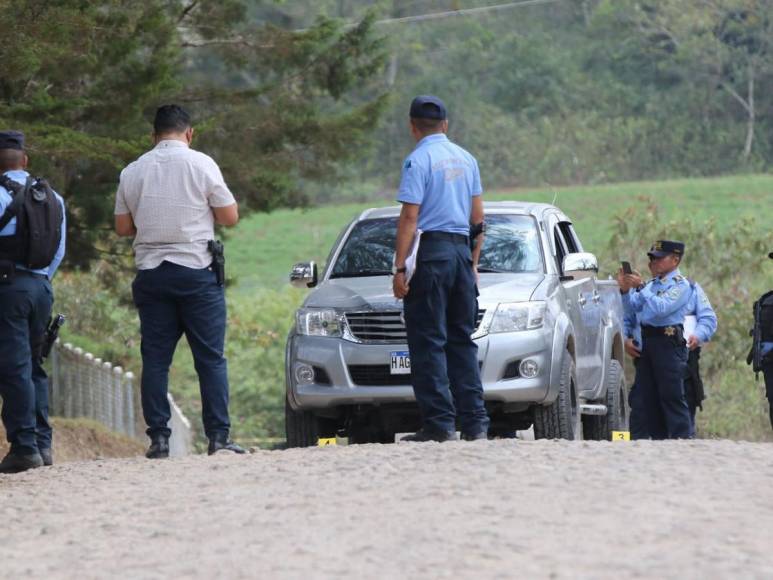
[115,104,245,458]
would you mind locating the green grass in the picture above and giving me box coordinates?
[229,173,773,293]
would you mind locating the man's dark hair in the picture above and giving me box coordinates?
[0,149,24,172]
[153,104,192,135]
[410,117,444,133]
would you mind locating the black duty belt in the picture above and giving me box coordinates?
[641,324,683,338]
[15,269,48,280]
[422,231,469,245]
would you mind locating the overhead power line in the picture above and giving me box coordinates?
[373,0,568,26]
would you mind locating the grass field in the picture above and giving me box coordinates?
[229,173,773,293]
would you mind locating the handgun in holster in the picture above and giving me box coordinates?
[208,239,226,287]
[470,221,486,251]
[38,314,65,362]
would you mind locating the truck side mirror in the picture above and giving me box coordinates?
[562,252,598,281]
[290,261,318,288]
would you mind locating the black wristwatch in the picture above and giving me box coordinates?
[394,267,407,275]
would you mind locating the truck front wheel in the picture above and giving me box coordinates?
[285,396,319,448]
[533,353,581,440]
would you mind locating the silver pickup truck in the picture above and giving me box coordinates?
[285,201,629,445]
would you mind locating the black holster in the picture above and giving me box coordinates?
[208,240,225,287]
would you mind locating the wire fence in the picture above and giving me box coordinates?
[49,341,193,457]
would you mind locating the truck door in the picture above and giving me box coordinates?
[548,216,597,391]
[559,221,604,392]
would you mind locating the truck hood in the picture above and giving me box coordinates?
[304,273,545,310]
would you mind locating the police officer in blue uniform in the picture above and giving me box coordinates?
[0,130,66,473]
[393,95,489,442]
[622,273,717,438]
[618,240,692,439]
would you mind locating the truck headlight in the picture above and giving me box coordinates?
[296,308,344,337]
[489,301,546,334]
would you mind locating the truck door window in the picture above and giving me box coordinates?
[558,221,580,253]
[553,227,569,274]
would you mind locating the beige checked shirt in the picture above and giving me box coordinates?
[115,140,236,270]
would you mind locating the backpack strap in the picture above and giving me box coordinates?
[0,175,33,232]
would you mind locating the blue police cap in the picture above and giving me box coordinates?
[647,240,685,258]
[409,95,447,120]
[0,130,24,150]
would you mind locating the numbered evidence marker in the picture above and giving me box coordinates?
[318,438,337,446]
[611,431,631,441]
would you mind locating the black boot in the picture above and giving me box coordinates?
[0,451,44,474]
[145,434,170,459]
[400,428,457,443]
[39,448,53,466]
[208,433,246,455]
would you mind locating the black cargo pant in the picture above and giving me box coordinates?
[403,233,489,436]
[637,327,692,439]
[0,271,53,454]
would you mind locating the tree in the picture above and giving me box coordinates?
[598,0,773,163]
[0,0,387,267]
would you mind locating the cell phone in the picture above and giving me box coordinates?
[621,261,632,275]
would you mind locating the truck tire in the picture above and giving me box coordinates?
[285,396,319,448]
[533,353,581,440]
[584,360,628,441]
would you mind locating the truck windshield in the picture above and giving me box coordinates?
[330,214,542,278]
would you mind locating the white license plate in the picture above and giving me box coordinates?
[390,351,411,375]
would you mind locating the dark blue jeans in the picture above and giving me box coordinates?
[403,235,489,435]
[636,334,691,439]
[0,272,53,454]
[132,261,231,440]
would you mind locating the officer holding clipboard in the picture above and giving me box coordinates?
[392,96,488,442]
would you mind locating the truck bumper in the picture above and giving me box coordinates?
[288,328,554,411]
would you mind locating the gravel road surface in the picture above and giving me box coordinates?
[2,439,772,579]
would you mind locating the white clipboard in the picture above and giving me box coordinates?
[394,229,422,284]
[684,315,697,341]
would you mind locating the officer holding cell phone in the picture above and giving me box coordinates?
[622,259,717,438]
[617,240,693,439]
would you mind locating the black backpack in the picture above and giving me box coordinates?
[748,290,773,375]
[0,175,63,269]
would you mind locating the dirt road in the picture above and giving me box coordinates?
[2,439,772,579]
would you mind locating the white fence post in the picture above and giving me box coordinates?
[46,342,192,455]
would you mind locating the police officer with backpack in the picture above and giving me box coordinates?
[0,130,66,474]
[747,251,773,430]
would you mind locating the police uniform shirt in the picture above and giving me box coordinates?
[396,134,482,235]
[623,268,692,327]
[686,281,718,344]
[0,169,66,279]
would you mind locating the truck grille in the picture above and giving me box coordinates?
[348,361,484,386]
[345,309,486,343]
[348,365,413,386]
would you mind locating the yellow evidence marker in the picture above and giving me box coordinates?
[611,431,631,441]
[317,438,337,446]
